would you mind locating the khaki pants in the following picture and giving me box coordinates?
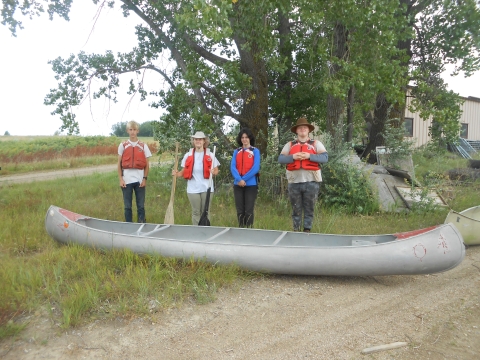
[187,192,213,225]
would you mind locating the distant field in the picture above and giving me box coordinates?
[0,135,160,175]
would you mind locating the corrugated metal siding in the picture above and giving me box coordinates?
[405,94,432,148]
[460,98,480,140]
[406,93,480,147]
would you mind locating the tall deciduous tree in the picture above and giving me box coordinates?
[363,0,480,163]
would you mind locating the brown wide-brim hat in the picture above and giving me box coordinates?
[291,117,315,133]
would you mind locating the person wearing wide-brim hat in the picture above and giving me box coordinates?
[278,117,328,232]
[173,131,220,225]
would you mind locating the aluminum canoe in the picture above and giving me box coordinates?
[445,206,480,245]
[45,205,465,276]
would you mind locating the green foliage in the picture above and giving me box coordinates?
[380,118,416,168]
[320,159,379,214]
[3,131,10,136]
[110,121,128,137]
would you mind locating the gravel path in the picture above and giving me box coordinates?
[1,246,479,359]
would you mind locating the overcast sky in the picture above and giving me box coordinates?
[1,3,479,137]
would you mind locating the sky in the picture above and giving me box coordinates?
[1,3,479,137]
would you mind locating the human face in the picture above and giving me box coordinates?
[127,126,139,141]
[241,133,251,148]
[296,125,310,139]
[193,138,205,150]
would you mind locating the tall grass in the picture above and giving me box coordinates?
[1,150,480,340]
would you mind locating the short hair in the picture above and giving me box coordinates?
[126,120,140,130]
[190,136,210,149]
[236,128,256,147]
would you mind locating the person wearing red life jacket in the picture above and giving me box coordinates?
[277,117,328,232]
[230,128,261,228]
[117,120,152,223]
[172,131,220,225]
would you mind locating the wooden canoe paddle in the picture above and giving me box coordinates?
[164,142,179,224]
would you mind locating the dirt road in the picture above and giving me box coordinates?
[1,245,479,359]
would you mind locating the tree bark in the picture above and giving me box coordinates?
[346,85,355,143]
[326,22,348,151]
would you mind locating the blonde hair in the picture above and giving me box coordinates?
[190,137,210,149]
[126,120,140,130]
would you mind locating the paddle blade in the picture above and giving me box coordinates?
[198,213,210,226]
[198,189,211,226]
[164,201,174,224]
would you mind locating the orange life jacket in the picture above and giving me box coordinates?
[236,147,256,175]
[183,149,212,180]
[286,140,320,171]
[121,141,147,169]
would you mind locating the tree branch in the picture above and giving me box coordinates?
[199,82,240,120]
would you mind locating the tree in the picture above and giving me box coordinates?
[3,131,11,136]
[363,0,480,163]
[3,0,479,156]
[110,121,128,137]
[138,121,154,137]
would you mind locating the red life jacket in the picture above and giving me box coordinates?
[121,140,147,169]
[236,147,256,175]
[286,140,320,171]
[183,149,213,180]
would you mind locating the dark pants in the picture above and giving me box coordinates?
[121,182,146,223]
[287,181,320,231]
[233,185,258,227]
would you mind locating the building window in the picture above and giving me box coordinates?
[461,123,468,139]
[404,118,413,137]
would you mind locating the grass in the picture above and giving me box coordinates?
[1,145,480,340]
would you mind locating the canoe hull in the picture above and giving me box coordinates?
[445,206,480,245]
[45,205,465,276]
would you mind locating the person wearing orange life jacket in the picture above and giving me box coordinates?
[117,120,152,223]
[172,131,220,225]
[230,128,260,228]
[278,117,328,232]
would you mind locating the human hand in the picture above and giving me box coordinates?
[120,180,126,188]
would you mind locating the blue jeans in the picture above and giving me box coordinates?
[288,181,320,231]
[121,182,146,223]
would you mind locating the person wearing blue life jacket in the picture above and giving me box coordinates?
[230,128,260,228]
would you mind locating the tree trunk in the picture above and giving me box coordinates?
[346,85,355,143]
[234,42,269,154]
[275,9,294,131]
[326,22,348,151]
[363,0,413,164]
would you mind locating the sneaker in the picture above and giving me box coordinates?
[303,229,311,233]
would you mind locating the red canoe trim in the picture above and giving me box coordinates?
[394,225,438,239]
[59,208,87,222]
